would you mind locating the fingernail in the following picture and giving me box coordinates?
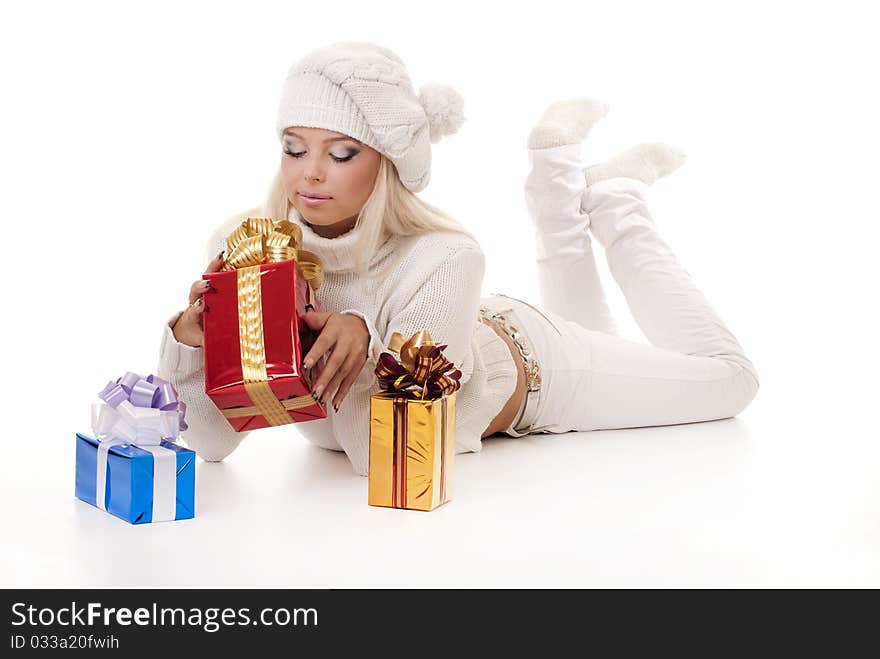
[305,304,315,312]
[217,250,225,260]
[202,280,211,288]
[303,357,313,369]
[195,298,202,306]
[314,384,324,398]
[333,403,339,413]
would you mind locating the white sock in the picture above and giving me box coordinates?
[583,143,686,186]
[527,98,609,149]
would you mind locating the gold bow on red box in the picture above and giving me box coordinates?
[203,217,327,431]
[222,217,324,308]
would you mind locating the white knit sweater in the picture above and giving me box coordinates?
[156,211,519,476]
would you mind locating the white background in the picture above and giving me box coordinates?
[1,0,878,587]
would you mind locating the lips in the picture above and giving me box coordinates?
[299,191,332,200]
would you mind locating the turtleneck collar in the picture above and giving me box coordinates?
[287,207,391,273]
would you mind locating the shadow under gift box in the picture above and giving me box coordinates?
[202,258,327,431]
[368,392,456,512]
[74,433,195,524]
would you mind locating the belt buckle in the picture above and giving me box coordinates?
[523,360,542,392]
[504,320,542,393]
[479,304,543,433]
[480,305,542,389]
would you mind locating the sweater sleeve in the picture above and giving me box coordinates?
[333,244,486,475]
[156,310,251,462]
[154,223,252,462]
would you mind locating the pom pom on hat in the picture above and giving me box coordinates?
[418,84,466,144]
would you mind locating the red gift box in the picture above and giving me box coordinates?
[201,219,327,431]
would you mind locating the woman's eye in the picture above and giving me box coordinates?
[331,150,357,163]
[283,146,358,162]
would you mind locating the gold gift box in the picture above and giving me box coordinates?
[368,391,456,511]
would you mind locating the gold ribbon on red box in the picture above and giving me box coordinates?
[217,217,324,427]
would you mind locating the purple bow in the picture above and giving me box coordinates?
[98,371,188,432]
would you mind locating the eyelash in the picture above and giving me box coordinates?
[283,147,355,163]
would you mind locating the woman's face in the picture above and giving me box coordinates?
[281,126,381,236]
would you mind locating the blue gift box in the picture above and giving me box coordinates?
[74,432,195,524]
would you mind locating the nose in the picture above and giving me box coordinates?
[303,162,325,182]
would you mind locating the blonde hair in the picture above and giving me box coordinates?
[225,154,477,283]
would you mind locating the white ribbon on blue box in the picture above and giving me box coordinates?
[74,372,195,524]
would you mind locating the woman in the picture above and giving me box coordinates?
[157,42,759,477]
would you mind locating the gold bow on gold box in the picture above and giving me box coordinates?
[368,330,462,511]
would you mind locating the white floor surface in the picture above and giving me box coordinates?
[4,372,877,588]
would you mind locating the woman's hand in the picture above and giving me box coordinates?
[301,310,370,410]
[171,252,226,347]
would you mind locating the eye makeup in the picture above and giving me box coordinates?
[283,140,360,163]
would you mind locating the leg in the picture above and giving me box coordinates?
[519,99,759,433]
[543,321,761,432]
[584,176,758,378]
[525,99,620,335]
[490,293,760,435]
[525,98,691,339]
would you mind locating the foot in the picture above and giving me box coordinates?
[583,143,686,186]
[527,97,610,149]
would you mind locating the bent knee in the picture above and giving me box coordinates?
[725,366,760,418]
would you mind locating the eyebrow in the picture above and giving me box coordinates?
[284,130,358,144]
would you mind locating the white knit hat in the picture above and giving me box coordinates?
[276,41,465,193]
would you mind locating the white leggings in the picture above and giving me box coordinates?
[491,143,759,436]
